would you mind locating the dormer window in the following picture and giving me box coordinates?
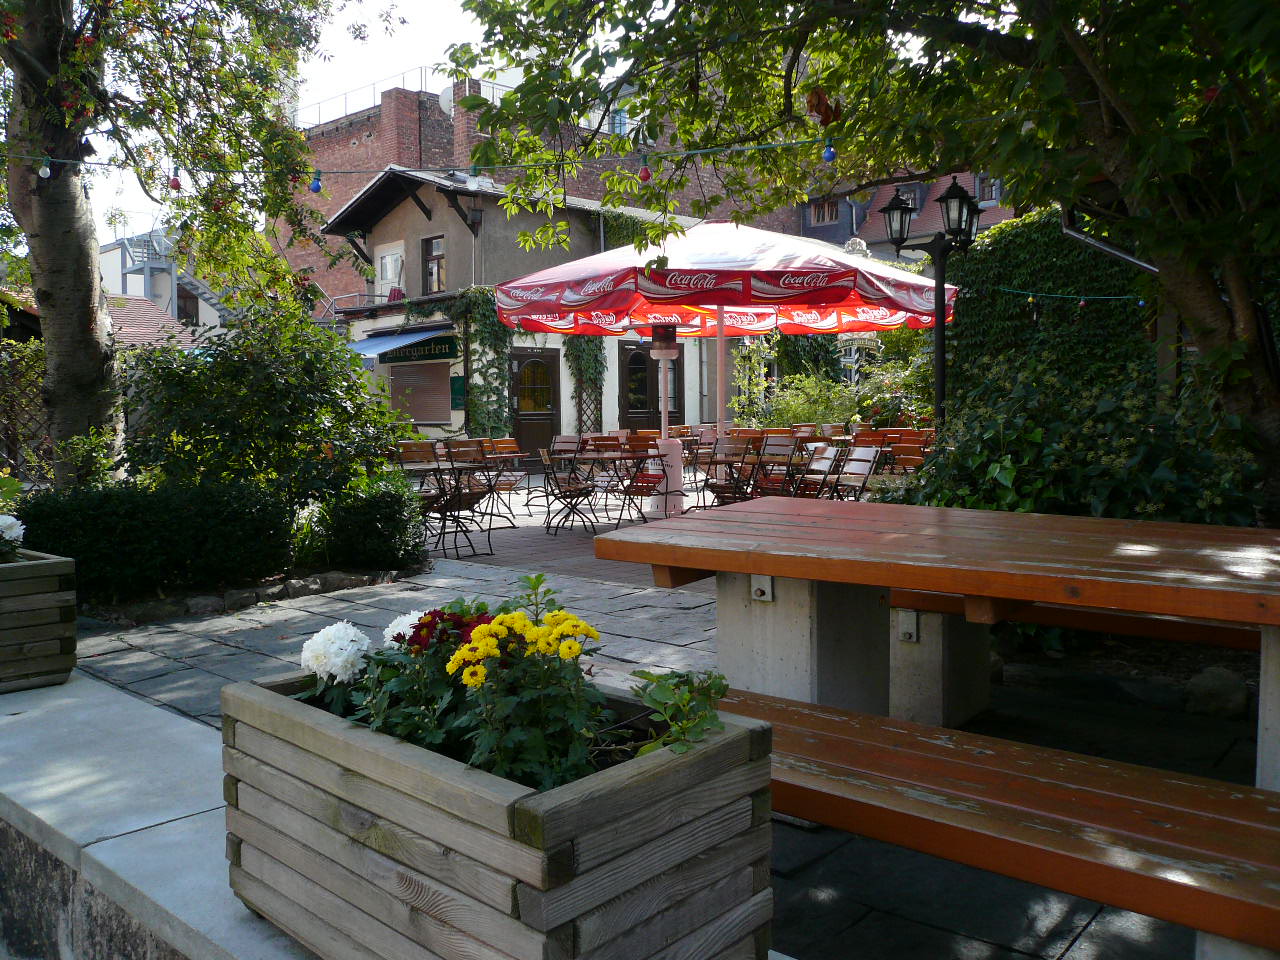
[976,174,1001,205]
[810,200,840,226]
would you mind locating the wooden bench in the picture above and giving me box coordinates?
[723,687,1280,953]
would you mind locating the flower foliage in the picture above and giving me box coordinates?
[0,512,24,562]
[300,573,615,790]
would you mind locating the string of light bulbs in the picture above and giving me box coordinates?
[20,132,841,193]
[974,285,1148,308]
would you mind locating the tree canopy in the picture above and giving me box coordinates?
[451,0,1280,519]
[1,0,364,481]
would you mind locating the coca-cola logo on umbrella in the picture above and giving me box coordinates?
[663,272,718,290]
[777,273,831,290]
[506,286,548,302]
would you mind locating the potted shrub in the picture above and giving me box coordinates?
[0,507,77,693]
[221,574,772,960]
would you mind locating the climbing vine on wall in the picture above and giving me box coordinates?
[565,335,606,432]
[446,287,513,438]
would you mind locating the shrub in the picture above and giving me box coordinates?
[763,374,861,428]
[320,473,427,570]
[886,354,1260,526]
[18,480,292,600]
[123,307,409,509]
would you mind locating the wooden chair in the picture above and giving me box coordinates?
[888,442,926,475]
[538,448,598,535]
[752,435,801,498]
[792,444,844,500]
[701,438,754,507]
[831,446,881,500]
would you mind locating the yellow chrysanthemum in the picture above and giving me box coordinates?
[558,638,582,659]
[461,664,487,688]
[543,609,572,627]
[537,634,558,655]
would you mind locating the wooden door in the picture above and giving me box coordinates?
[510,348,560,455]
[618,342,684,431]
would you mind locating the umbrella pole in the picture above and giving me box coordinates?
[716,304,728,436]
[659,355,670,440]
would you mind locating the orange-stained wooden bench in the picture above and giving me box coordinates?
[722,687,1280,953]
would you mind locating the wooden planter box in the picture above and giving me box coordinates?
[0,548,77,693]
[221,673,773,960]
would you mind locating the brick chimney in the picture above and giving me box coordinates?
[380,88,421,169]
[452,78,483,169]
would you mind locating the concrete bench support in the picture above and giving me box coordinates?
[716,573,890,713]
[889,607,991,727]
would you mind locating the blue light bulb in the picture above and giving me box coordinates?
[822,143,837,163]
[308,173,322,193]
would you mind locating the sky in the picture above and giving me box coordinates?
[93,4,484,241]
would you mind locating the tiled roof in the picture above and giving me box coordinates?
[0,285,38,316]
[107,295,198,349]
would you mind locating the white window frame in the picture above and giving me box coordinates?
[373,241,405,299]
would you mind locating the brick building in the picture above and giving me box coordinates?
[801,173,1016,261]
[281,79,802,312]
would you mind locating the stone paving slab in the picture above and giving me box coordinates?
[79,648,190,685]
[0,674,224,869]
[82,807,314,960]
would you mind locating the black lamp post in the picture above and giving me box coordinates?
[878,176,982,427]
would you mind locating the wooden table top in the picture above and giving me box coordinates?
[593,498,1280,627]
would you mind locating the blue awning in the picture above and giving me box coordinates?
[349,328,451,358]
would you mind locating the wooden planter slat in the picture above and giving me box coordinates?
[0,624,76,647]
[511,714,771,850]
[577,868,755,960]
[239,843,452,960]
[515,794,763,931]
[0,589,76,615]
[0,575,63,598]
[0,550,76,693]
[224,748,517,912]
[572,757,770,873]
[227,726,557,888]
[229,866,389,960]
[223,673,772,960]
[0,549,74,581]
[233,783,570,960]
[0,638,65,661]
[572,826,772,953]
[0,653,75,681]
[640,891,773,960]
[223,682,534,835]
[0,605,73,630]
[231,809,546,960]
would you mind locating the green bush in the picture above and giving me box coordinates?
[320,473,428,570]
[887,355,1260,526]
[123,307,408,509]
[17,480,292,600]
[763,374,861,428]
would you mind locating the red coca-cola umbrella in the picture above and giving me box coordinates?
[495,221,955,436]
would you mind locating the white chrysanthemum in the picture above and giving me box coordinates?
[382,610,426,648]
[301,621,372,684]
[0,515,24,544]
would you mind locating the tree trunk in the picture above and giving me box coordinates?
[1149,254,1280,525]
[5,2,121,486]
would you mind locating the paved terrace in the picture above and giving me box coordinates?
[42,513,1258,960]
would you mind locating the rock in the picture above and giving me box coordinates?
[223,588,259,611]
[257,583,287,603]
[317,571,369,593]
[185,595,225,616]
[285,577,322,599]
[117,599,186,623]
[1185,666,1248,718]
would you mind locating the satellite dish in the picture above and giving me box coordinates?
[438,85,454,118]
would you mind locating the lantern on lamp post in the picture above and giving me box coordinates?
[878,175,982,426]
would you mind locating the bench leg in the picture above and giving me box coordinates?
[1196,932,1280,959]
[1260,625,1279,790]
[715,573,890,713]
[888,608,991,727]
